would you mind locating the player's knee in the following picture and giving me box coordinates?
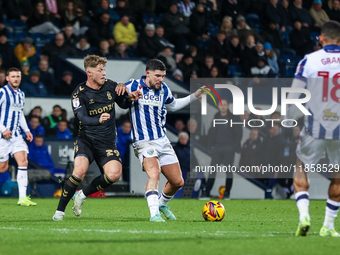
[106,169,122,182]
[171,177,184,188]
[148,169,161,181]
[0,163,8,173]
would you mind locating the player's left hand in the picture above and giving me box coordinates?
[115,83,127,96]
[25,131,33,142]
[128,91,142,101]
[195,85,210,99]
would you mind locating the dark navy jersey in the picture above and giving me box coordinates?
[71,79,131,143]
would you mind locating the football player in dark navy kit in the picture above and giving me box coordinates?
[53,55,141,220]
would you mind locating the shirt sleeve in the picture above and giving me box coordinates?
[0,91,6,133]
[294,57,308,79]
[19,113,30,132]
[72,91,101,126]
[166,94,198,112]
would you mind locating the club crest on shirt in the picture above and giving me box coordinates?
[107,91,112,100]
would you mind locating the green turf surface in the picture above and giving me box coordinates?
[0,198,339,255]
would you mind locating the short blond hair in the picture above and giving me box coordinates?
[84,55,107,71]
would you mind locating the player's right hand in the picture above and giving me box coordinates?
[2,129,12,139]
[99,113,110,124]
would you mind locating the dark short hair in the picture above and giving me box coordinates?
[146,59,166,71]
[35,134,44,139]
[321,21,340,41]
[6,67,20,76]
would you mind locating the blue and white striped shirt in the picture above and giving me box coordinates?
[0,84,29,139]
[126,76,175,142]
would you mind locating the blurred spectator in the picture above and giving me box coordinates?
[209,65,221,78]
[61,0,87,36]
[199,55,214,77]
[239,129,262,168]
[187,118,204,145]
[177,54,199,85]
[201,99,242,199]
[113,0,135,20]
[27,116,45,138]
[14,37,37,63]
[155,25,175,52]
[55,71,76,96]
[157,47,176,73]
[260,22,284,51]
[241,35,259,77]
[20,59,30,82]
[112,42,129,58]
[41,33,77,69]
[137,23,164,59]
[236,15,262,48]
[3,0,32,22]
[281,0,294,31]
[38,59,57,94]
[113,15,137,47]
[94,39,115,57]
[189,4,209,42]
[207,31,231,77]
[0,34,20,70]
[0,69,6,87]
[115,119,132,165]
[28,134,55,173]
[75,36,93,57]
[175,119,186,132]
[290,0,320,31]
[309,0,330,27]
[264,0,287,33]
[162,3,196,53]
[62,24,78,47]
[263,42,279,76]
[27,1,60,34]
[86,12,115,47]
[248,108,268,135]
[221,0,246,27]
[96,0,120,23]
[229,36,242,65]
[172,68,183,81]
[250,57,275,78]
[54,120,73,139]
[20,70,48,97]
[173,132,190,171]
[220,16,236,40]
[43,105,63,136]
[177,0,196,19]
[26,106,43,122]
[289,20,314,57]
[325,0,340,23]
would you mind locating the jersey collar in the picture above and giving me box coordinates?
[6,84,18,94]
[323,45,340,53]
[140,76,149,88]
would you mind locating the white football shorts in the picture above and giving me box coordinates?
[132,135,178,169]
[0,136,28,162]
[296,129,340,166]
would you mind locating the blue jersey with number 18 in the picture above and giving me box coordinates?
[295,45,340,139]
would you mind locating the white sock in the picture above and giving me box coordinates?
[79,190,86,199]
[295,191,310,221]
[159,191,173,207]
[323,199,340,230]
[17,167,28,199]
[56,210,65,215]
[146,190,159,218]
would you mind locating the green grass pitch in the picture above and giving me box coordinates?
[0,198,339,255]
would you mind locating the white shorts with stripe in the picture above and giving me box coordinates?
[132,135,178,169]
[296,129,340,165]
[0,136,28,162]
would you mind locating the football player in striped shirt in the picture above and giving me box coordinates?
[0,67,36,206]
[288,21,340,237]
[126,59,206,221]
